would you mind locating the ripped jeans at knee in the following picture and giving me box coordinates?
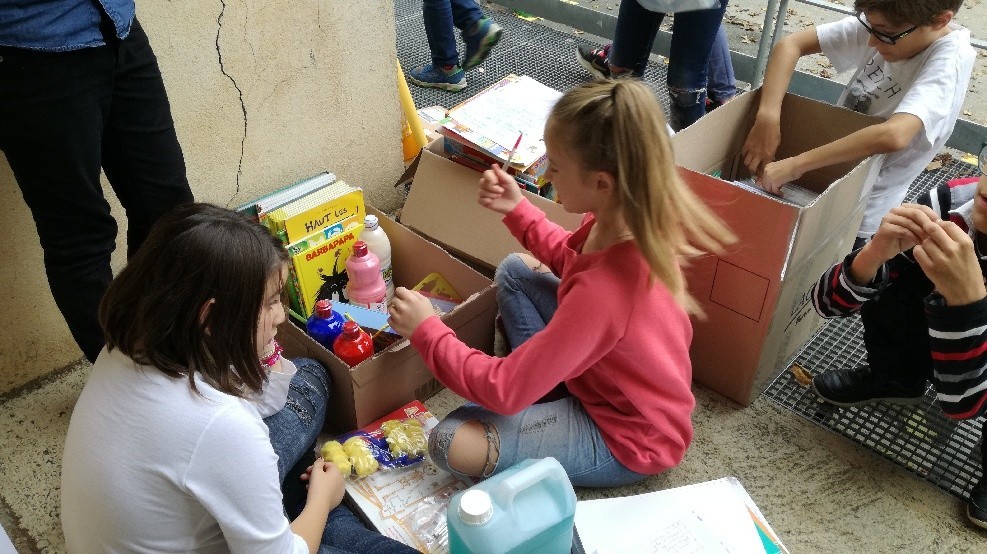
[429,418,501,479]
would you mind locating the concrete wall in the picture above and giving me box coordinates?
[0,0,406,393]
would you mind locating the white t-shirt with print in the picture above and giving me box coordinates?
[816,16,974,237]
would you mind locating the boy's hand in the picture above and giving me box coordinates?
[868,204,940,262]
[914,220,987,307]
[478,164,523,215]
[387,287,437,337]
[742,115,781,176]
[756,158,803,195]
[304,458,345,511]
[849,204,938,285]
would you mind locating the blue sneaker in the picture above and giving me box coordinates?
[462,18,502,70]
[408,63,467,92]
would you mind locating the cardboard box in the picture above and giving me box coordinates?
[279,206,497,432]
[672,90,883,405]
[400,91,882,408]
[400,140,583,269]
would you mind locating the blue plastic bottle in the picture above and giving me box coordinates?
[447,458,576,554]
[305,299,345,350]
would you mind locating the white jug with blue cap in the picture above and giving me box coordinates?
[447,457,577,553]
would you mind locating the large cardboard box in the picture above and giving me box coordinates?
[279,206,497,432]
[400,91,882,408]
[400,140,583,269]
[673,90,883,405]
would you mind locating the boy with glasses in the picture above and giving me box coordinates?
[742,1,974,249]
[809,151,987,528]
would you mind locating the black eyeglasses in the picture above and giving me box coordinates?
[856,12,917,45]
[979,143,987,175]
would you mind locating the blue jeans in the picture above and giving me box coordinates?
[429,255,647,487]
[0,19,194,363]
[609,0,729,130]
[422,0,485,67]
[706,24,736,104]
[264,358,419,554]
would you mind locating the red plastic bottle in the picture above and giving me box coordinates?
[332,321,374,367]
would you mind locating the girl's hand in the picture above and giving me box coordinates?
[478,164,523,215]
[303,458,345,510]
[387,287,436,338]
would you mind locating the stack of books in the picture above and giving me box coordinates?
[439,74,562,199]
[238,173,365,318]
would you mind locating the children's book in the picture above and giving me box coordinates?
[236,171,336,221]
[439,74,562,174]
[266,180,365,245]
[291,222,364,316]
[573,476,788,554]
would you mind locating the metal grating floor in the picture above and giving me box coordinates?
[392,1,985,501]
[393,0,670,119]
[764,161,986,502]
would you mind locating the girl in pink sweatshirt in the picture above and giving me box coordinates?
[387,80,734,486]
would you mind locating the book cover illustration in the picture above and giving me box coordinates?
[291,223,364,316]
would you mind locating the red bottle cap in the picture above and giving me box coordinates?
[314,299,333,318]
[353,241,368,257]
[341,321,361,337]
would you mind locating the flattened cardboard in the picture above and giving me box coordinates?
[400,140,583,270]
[280,206,497,432]
[674,90,883,405]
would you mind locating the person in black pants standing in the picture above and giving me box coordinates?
[0,1,194,363]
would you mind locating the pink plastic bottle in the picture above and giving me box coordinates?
[345,241,387,313]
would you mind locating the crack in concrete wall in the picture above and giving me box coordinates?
[216,0,246,203]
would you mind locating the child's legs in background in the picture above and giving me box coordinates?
[449,0,485,31]
[495,253,560,350]
[423,0,484,67]
[705,24,736,105]
[665,0,728,129]
[608,0,664,76]
[422,0,461,67]
[429,399,647,487]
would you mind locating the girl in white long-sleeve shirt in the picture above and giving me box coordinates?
[60,203,417,554]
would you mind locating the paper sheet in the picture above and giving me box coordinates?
[448,75,562,161]
[574,477,787,554]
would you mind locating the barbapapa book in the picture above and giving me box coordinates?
[291,222,364,317]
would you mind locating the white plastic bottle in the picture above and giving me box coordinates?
[359,215,394,301]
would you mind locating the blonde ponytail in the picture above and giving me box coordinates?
[548,80,735,315]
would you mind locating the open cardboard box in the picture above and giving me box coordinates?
[399,90,883,408]
[279,206,497,433]
[399,139,584,270]
[673,89,884,405]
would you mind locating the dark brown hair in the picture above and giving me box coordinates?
[854,0,962,27]
[100,203,288,397]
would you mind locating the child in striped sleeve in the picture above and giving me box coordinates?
[809,169,987,528]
